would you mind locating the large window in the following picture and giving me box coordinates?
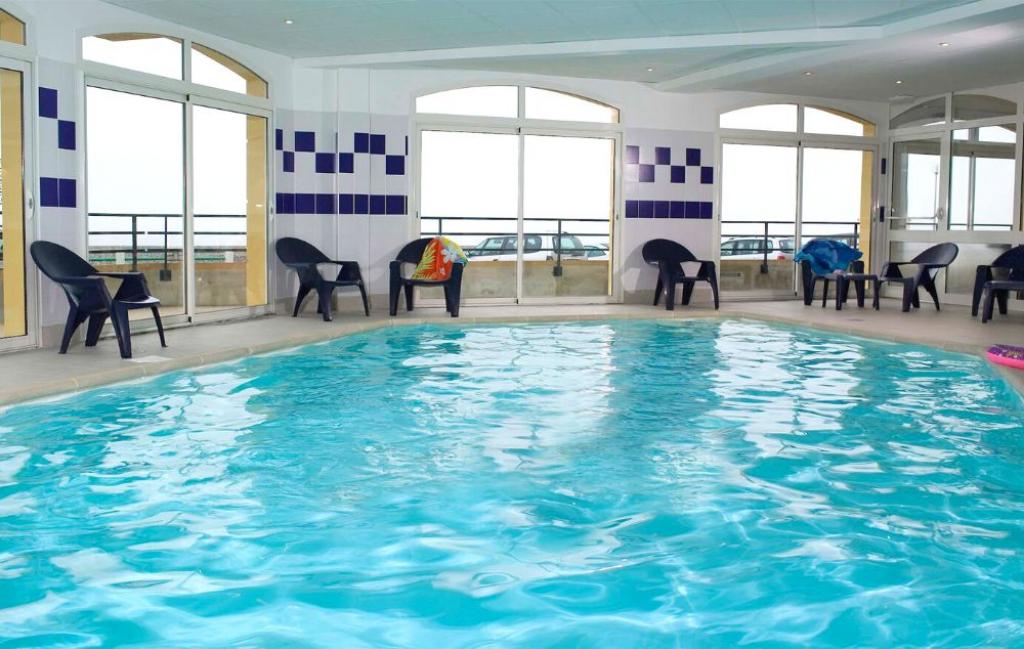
[83,33,269,325]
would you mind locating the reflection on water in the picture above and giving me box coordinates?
[0,319,1023,647]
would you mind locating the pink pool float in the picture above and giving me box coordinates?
[987,345,1024,370]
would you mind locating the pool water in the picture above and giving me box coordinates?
[2,319,1024,647]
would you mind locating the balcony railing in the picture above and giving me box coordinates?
[720,219,862,274]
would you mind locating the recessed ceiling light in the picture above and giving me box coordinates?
[804,71,814,76]
[284,19,294,25]
[896,80,904,84]
[646,67,654,72]
[939,41,950,47]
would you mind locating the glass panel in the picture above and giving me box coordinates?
[890,97,946,129]
[949,125,1016,231]
[0,9,25,45]
[87,86,185,317]
[524,87,618,123]
[952,94,1017,122]
[415,86,517,118]
[720,143,797,294]
[82,34,183,80]
[419,130,519,299]
[522,135,613,299]
[889,241,1012,297]
[191,44,267,97]
[719,104,797,132]
[801,148,874,268]
[804,106,875,137]
[0,69,25,339]
[193,106,267,311]
[891,138,941,230]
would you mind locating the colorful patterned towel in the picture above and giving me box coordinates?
[410,237,468,281]
[794,239,862,275]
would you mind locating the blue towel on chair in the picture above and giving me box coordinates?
[794,239,862,276]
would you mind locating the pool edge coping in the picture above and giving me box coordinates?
[2,307,1021,407]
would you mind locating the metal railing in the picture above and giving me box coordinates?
[720,219,861,274]
[87,213,248,275]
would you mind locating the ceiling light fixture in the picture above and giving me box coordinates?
[284,19,294,25]
[646,67,654,72]
[939,41,950,47]
[804,71,814,76]
[896,80,904,84]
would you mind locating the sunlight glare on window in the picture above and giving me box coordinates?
[415,86,517,118]
[804,106,875,137]
[82,34,183,80]
[524,87,618,123]
[191,43,267,97]
[719,104,797,132]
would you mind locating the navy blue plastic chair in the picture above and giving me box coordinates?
[974,245,1024,323]
[797,240,865,308]
[30,240,165,359]
[276,237,369,320]
[641,239,719,310]
[874,242,958,312]
[389,238,464,317]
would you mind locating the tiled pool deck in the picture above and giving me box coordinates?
[3,299,1024,406]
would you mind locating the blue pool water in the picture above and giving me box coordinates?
[1,319,1024,647]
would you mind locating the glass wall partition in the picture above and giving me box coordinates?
[0,64,27,347]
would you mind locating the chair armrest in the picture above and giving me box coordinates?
[332,260,363,282]
[880,262,903,279]
[849,260,865,273]
[389,259,405,280]
[696,260,716,280]
[53,274,105,287]
[96,271,144,279]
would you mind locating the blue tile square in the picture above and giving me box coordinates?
[39,87,57,119]
[654,200,670,218]
[638,200,654,219]
[316,193,336,214]
[339,152,354,174]
[283,151,294,173]
[370,134,385,155]
[58,120,76,150]
[685,201,700,218]
[58,178,76,208]
[315,152,336,174]
[625,199,639,219]
[625,145,640,165]
[701,166,714,184]
[385,154,405,176]
[670,201,686,219]
[700,201,713,219]
[339,194,354,214]
[354,132,369,153]
[686,148,701,166]
[639,164,655,183]
[294,193,315,214]
[275,128,283,151]
[385,194,406,215]
[276,192,294,215]
[294,131,315,152]
[670,165,685,184]
[369,194,386,215]
[354,194,369,214]
[655,147,671,165]
[39,177,59,207]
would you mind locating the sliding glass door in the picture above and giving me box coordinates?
[418,127,617,303]
[0,62,30,350]
[87,84,269,324]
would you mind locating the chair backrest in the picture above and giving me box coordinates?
[911,242,958,267]
[991,245,1024,281]
[395,238,433,264]
[641,239,697,265]
[275,237,330,265]
[30,240,96,281]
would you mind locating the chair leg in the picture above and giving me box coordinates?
[664,279,676,311]
[821,279,829,308]
[85,312,108,347]
[59,308,87,354]
[318,288,334,322]
[708,271,719,310]
[997,289,1009,315]
[872,279,881,310]
[921,278,941,311]
[110,304,132,359]
[653,276,662,306]
[443,285,451,313]
[854,279,866,308]
[292,284,312,317]
[389,275,402,317]
[447,279,461,317]
[682,282,695,306]
[151,307,167,348]
[901,282,914,313]
[358,283,370,317]
[982,288,996,323]
[835,278,845,311]
[404,284,415,311]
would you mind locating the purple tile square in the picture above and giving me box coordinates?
[283,151,294,173]
[684,201,700,218]
[385,194,406,215]
[58,120,76,150]
[655,147,671,165]
[670,165,685,184]
[369,194,386,215]
[654,200,670,218]
[686,148,701,166]
[316,193,336,214]
[275,128,283,151]
[638,200,654,218]
[315,152,336,174]
[700,201,713,219]
[625,145,640,164]
[276,192,294,215]
[625,200,639,218]
[354,194,369,214]
[385,155,405,176]
[639,164,655,183]
[670,201,686,218]
[370,134,385,155]
[701,166,714,184]
[294,131,315,152]
[339,152,354,174]
[354,132,369,153]
[339,194,354,214]
[39,87,58,119]
[39,177,59,207]
[58,178,76,208]
[294,193,315,214]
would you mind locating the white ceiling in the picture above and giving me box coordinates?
[101,0,1024,101]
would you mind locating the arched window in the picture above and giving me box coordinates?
[952,94,1017,122]
[0,8,24,45]
[191,43,267,97]
[416,85,619,124]
[719,104,797,132]
[889,97,946,129]
[719,104,875,136]
[805,106,876,137]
